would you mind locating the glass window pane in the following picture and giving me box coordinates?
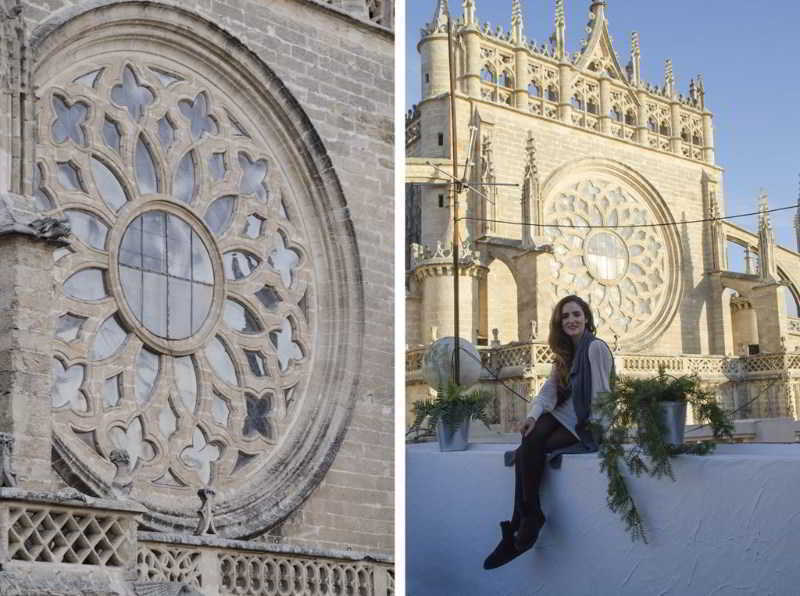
[191,231,213,283]
[64,269,107,301]
[64,210,108,250]
[223,251,261,281]
[52,359,85,409]
[119,216,142,268]
[254,286,281,311]
[91,158,127,211]
[209,152,226,180]
[141,211,166,273]
[158,116,174,149]
[166,214,192,279]
[56,313,86,342]
[173,151,196,204]
[135,348,159,405]
[167,277,192,339]
[191,283,213,334]
[204,196,235,236]
[142,271,167,337]
[57,162,83,191]
[135,136,158,194]
[174,356,197,413]
[120,265,142,321]
[103,117,121,154]
[205,336,238,386]
[223,299,262,334]
[90,314,127,360]
[104,374,121,408]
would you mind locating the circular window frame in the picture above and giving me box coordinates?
[34,3,365,537]
[582,229,630,286]
[108,198,226,355]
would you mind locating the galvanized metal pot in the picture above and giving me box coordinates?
[658,401,687,446]
[436,417,470,452]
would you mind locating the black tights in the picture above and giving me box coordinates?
[510,413,578,528]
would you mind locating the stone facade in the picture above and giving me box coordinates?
[406,1,800,428]
[0,0,393,593]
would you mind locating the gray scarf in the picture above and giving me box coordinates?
[565,330,601,450]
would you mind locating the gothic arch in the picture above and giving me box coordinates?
[31,2,365,538]
[539,158,683,351]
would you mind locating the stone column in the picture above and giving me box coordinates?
[558,62,572,123]
[0,194,69,490]
[751,283,786,354]
[599,76,610,134]
[636,90,648,145]
[702,108,715,164]
[463,29,481,98]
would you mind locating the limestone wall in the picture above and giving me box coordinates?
[7,0,394,556]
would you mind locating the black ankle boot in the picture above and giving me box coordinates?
[483,521,520,570]
[513,512,545,553]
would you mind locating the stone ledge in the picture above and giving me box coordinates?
[139,531,394,564]
[407,442,800,595]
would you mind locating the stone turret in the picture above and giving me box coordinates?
[511,0,523,45]
[419,0,451,100]
[758,191,777,282]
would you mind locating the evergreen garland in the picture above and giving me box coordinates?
[591,367,734,542]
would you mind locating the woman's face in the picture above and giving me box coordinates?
[561,301,587,342]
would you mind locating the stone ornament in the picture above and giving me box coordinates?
[34,5,364,537]
[542,169,680,350]
[195,487,217,535]
[0,432,17,487]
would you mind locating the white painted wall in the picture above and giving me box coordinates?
[407,442,800,595]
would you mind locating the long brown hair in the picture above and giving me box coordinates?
[548,295,596,405]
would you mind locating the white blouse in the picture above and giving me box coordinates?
[527,340,613,439]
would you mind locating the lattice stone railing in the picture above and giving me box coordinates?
[407,343,800,381]
[0,489,142,570]
[138,534,394,596]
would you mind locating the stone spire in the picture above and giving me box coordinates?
[758,190,777,281]
[511,0,523,45]
[795,174,800,252]
[554,0,566,59]
[428,0,450,34]
[628,32,641,86]
[664,59,675,98]
[463,0,476,27]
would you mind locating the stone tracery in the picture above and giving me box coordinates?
[39,57,313,511]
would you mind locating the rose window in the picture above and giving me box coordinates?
[39,61,313,499]
[543,179,674,342]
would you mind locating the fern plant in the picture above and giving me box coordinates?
[407,382,494,440]
[591,367,734,542]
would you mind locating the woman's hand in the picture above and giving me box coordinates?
[520,417,536,437]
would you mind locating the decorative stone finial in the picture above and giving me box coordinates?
[462,0,476,27]
[109,449,133,497]
[511,0,523,44]
[427,0,450,34]
[0,432,17,487]
[664,59,675,98]
[553,0,566,59]
[195,487,218,535]
[491,328,501,347]
[528,320,538,341]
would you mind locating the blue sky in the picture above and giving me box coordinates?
[406,1,800,254]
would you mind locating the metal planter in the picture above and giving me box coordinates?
[436,417,470,452]
[658,401,687,446]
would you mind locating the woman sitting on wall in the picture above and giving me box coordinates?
[483,294,613,569]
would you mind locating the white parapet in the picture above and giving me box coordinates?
[407,442,800,595]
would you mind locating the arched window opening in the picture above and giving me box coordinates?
[546,85,559,102]
[528,82,541,97]
[609,106,622,122]
[571,95,584,110]
[587,99,599,115]
[659,121,670,136]
[681,128,690,142]
[499,71,513,88]
[624,109,636,126]
[692,132,703,146]
[647,117,657,132]
[481,67,495,83]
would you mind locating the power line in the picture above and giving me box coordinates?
[457,204,797,230]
